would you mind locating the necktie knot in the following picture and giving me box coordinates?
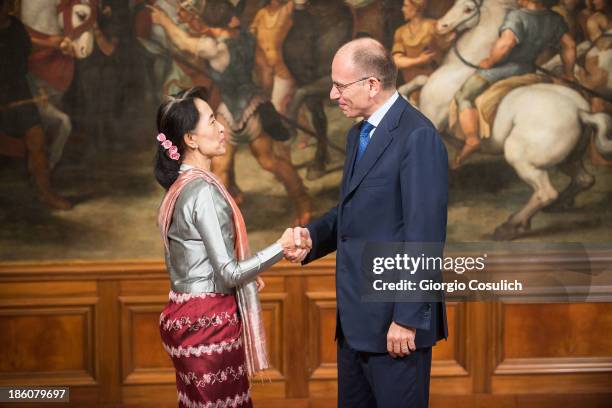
[356,121,374,162]
[361,121,374,136]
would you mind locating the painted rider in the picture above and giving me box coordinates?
[452,0,576,169]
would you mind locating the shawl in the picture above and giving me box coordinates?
[158,168,269,378]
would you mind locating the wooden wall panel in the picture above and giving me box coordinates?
[501,303,612,358]
[0,306,95,382]
[131,309,170,370]
[306,293,337,378]
[120,296,173,385]
[0,258,610,407]
[0,279,98,388]
[432,302,469,377]
[260,293,286,379]
[491,301,612,395]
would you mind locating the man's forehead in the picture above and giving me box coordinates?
[331,54,357,80]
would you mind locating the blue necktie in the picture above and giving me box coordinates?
[356,121,374,162]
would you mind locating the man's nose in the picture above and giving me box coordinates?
[330,86,340,100]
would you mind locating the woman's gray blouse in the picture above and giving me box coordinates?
[165,172,283,294]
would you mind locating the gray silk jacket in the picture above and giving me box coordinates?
[164,165,283,294]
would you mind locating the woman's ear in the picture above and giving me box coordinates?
[183,132,193,148]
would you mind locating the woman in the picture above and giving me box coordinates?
[154,88,307,407]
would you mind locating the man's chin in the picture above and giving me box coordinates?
[340,107,356,118]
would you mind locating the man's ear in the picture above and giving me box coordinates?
[369,78,381,96]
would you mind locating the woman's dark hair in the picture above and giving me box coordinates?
[154,87,209,190]
[202,0,235,28]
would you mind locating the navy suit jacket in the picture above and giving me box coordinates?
[303,96,449,353]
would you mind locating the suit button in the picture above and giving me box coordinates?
[341,235,347,242]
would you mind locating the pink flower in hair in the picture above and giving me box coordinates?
[169,145,178,154]
[162,140,172,149]
[170,152,181,161]
[156,133,166,142]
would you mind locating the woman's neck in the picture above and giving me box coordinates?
[181,154,212,172]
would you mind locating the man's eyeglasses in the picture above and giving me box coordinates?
[332,76,379,94]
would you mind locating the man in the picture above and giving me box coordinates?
[250,0,295,113]
[290,38,448,407]
[452,0,576,169]
[0,0,71,210]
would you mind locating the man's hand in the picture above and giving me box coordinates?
[278,227,311,263]
[479,29,517,70]
[416,50,436,65]
[59,37,75,56]
[286,227,312,263]
[387,321,416,358]
[478,57,494,69]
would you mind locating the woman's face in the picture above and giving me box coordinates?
[187,98,226,158]
[402,0,421,20]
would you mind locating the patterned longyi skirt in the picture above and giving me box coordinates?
[160,291,253,408]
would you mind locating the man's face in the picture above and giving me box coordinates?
[329,53,373,118]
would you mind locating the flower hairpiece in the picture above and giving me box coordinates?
[157,133,180,161]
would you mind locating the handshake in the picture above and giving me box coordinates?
[277,227,312,263]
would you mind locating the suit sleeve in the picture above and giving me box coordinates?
[393,126,448,330]
[302,205,338,265]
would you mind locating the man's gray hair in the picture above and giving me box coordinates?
[348,38,398,90]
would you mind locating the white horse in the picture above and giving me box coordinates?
[416,0,516,129]
[21,0,96,168]
[405,0,612,240]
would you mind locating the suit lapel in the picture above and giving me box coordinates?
[343,97,407,201]
[341,124,360,198]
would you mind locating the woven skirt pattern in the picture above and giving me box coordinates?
[160,291,253,408]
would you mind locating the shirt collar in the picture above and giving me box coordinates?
[366,91,400,129]
[179,163,194,173]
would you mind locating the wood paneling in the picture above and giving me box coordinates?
[490,301,612,395]
[259,292,286,379]
[0,256,611,406]
[119,299,173,384]
[501,303,612,358]
[0,306,95,382]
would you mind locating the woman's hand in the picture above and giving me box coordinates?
[278,228,296,250]
[256,277,265,292]
[278,227,311,263]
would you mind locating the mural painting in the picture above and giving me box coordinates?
[0,0,610,261]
